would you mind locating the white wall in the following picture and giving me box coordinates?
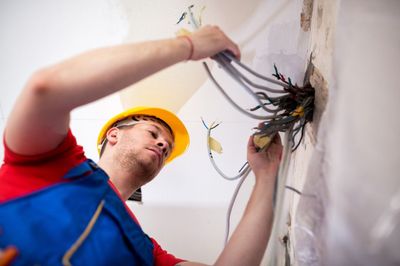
[325,0,400,265]
[282,0,400,265]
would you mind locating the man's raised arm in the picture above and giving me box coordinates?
[5,25,240,156]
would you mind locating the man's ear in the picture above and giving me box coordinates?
[106,127,119,146]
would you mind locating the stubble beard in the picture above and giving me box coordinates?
[117,146,159,185]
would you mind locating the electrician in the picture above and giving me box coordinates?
[0,25,282,266]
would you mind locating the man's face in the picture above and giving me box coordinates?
[115,120,174,185]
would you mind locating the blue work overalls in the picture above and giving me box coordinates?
[0,160,154,266]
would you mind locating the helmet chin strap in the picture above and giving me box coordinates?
[128,187,142,203]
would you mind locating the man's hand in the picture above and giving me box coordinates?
[189,25,241,60]
[247,133,283,181]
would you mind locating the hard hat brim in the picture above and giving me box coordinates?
[97,107,189,164]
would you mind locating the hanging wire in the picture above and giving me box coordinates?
[224,171,250,245]
[202,117,279,247]
[182,4,315,247]
[203,119,250,181]
[201,117,250,246]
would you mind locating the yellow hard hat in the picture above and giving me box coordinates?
[97,106,190,164]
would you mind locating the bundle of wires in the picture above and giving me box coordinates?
[182,5,314,148]
[182,4,315,246]
[203,52,315,245]
[203,52,315,152]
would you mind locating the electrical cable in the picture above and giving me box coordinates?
[216,57,279,114]
[203,62,278,120]
[220,51,289,89]
[203,117,279,247]
[187,5,199,29]
[204,120,250,181]
[224,169,251,246]
[223,133,276,246]
[217,53,288,93]
[268,130,293,266]
[215,55,283,113]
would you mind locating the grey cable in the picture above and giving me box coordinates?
[221,52,289,88]
[218,53,287,94]
[215,55,281,113]
[203,62,278,120]
[224,170,251,246]
[206,121,250,181]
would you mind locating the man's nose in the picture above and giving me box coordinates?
[156,139,169,157]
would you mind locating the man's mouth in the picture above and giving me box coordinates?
[147,148,162,164]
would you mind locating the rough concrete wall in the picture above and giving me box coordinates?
[291,0,337,265]
[283,0,400,265]
[263,0,337,265]
[292,0,337,265]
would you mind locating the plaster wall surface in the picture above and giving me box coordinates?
[284,0,400,265]
[289,0,336,265]
[325,0,400,265]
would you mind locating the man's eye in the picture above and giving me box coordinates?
[148,130,157,138]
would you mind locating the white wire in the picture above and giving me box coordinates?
[216,53,285,94]
[266,129,293,266]
[206,121,250,181]
[204,119,254,249]
[215,55,281,113]
[203,62,277,120]
[224,168,251,246]
[221,52,289,88]
[187,5,200,30]
[205,120,279,248]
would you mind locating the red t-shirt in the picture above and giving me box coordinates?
[0,130,185,266]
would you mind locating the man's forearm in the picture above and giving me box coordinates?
[27,24,240,112]
[174,179,274,266]
[35,38,190,111]
[215,177,275,266]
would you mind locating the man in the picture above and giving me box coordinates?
[0,25,282,265]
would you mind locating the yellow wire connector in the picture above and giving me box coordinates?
[253,134,271,150]
[291,106,305,117]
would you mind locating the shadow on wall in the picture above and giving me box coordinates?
[112,0,294,113]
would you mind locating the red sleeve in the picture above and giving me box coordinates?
[0,129,87,203]
[151,237,186,266]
